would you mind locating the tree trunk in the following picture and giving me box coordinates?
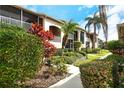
[102,25,108,48]
[92,24,96,49]
[62,34,68,49]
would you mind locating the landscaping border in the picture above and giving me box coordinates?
[49,53,112,88]
[49,65,80,88]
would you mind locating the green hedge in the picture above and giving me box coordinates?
[107,40,124,50]
[80,54,124,88]
[105,54,124,87]
[0,24,43,87]
[74,41,81,51]
[78,51,86,56]
[107,40,121,50]
[64,56,77,64]
[107,40,124,55]
[81,48,101,54]
[63,52,84,64]
[79,60,113,88]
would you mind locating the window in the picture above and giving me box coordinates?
[49,26,61,42]
[74,31,78,41]
[80,32,84,44]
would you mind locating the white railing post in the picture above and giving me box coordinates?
[38,16,39,24]
[21,9,23,27]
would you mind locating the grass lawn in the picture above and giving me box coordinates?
[74,49,110,67]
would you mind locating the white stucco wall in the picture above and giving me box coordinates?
[83,32,87,48]
[44,18,64,48]
[43,18,98,49]
[95,36,98,48]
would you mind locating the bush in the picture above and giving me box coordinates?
[63,52,76,56]
[79,54,124,88]
[78,51,86,56]
[79,60,113,88]
[107,40,123,50]
[64,56,77,64]
[63,51,85,64]
[54,49,63,56]
[107,40,124,55]
[0,24,43,87]
[29,23,57,58]
[105,54,124,87]
[85,48,101,53]
[50,56,67,74]
[74,41,81,51]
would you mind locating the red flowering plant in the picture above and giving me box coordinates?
[29,23,57,58]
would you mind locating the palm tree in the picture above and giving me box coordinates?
[85,13,102,49]
[61,20,78,49]
[99,5,108,46]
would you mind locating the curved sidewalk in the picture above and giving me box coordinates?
[49,65,83,88]
[49,53,112,88]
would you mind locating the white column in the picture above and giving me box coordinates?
[42,16,45,29]
[37,16,39,24]
[78,30,80,42]
[21,9,23,27]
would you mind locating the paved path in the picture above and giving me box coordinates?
[53,74,82,88]
[49,53,112,88]
[49,65,83,88]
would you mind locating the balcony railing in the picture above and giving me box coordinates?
[68,33,74,40]
[0,15,31,31]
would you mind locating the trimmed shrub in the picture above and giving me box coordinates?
[63,52,76,56]
[80,54,124,88]
[64,56,77,64]
[78,51,86,56]
[74,41,81,51]
[0,24,43,87]
[107,40,123,50]
[85,48,101,53]
[63,52,85,64]
[79,60,113,88]
[107,40,124,55]
[105,54,124,87]
[50,56,67,75]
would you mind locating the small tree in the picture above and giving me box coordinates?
[61,20,79,49]
[74,41,82,51]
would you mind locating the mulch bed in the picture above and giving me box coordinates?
[23,65,70,88]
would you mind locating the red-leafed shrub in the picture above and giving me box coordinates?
[29,23,54,40]
[44,41,56,57]
[29,23,57,58]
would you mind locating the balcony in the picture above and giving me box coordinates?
[0,15,31,31]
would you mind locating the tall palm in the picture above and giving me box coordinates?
[99,5,108,45]
[61,20,78,49]
[85,13,102,49]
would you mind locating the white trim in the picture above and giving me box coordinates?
[37,16,39,24]
[21,9,23,27]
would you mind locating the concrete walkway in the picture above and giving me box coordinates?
[53,74,82,88]
[49,65,83,88]
[49,53,112,88]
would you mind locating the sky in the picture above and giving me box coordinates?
[23,5,124,41]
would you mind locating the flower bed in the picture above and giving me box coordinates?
[23,65,70,88]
